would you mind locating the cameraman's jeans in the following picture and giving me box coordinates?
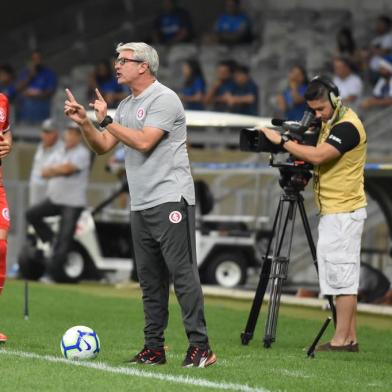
[130,199,209,350]
[317,208,367,296]
[25,198,83,263]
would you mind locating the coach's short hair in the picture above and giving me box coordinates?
[116,42,159,77]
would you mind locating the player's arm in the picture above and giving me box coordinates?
[0,130,12,160]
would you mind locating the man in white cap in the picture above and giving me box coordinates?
[29,118,62,206]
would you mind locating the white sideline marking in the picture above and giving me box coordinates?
[0,350,270,392]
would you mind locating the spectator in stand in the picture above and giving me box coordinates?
[87,60,128,109]
[152,0,194,44]
[367,16,392,77]
[16,50,57,124]
[224,64,258,115]
[179,59,206,110]
[204,60,236,112]
[213,0,253,45]
[29,119,63,206]
[332,56,363,110]
[276,65,308,121]
[335,27,362,69]
[0,65,16,103]
[361,56,392,111]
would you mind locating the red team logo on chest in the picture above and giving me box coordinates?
[136,108,145,120]
[169,211,182,224]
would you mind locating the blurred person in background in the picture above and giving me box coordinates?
[212,0,253,45]
[332,57,363,110]
[0,93,13,343]
[361,56,392,112]
[16,50,57,124]
[0,65,17,103]
[365,16,392,81]
[223,64,258,115]
[335,27,361,68]
[87,60,128,109]
[152,0,194,44]
[276,64,308,121]
[178,59,206,110]
[25,122,91,281]
[204,60,236,112]
[29,119,62,206]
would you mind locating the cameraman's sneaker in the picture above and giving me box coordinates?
[128,346,166,365]
[0,332,7,343]
[182,345,216,368]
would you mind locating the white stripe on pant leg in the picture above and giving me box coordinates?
[0,350,270,392]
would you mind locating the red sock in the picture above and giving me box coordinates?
[0,239,7,294]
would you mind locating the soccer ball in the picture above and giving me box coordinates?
[60,325,100,360]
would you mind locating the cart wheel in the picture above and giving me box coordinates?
[49,243,89,283]
[18,243,46,281]
[205,252,247,288]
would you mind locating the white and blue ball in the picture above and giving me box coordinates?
[60,325,100,360]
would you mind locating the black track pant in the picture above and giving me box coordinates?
[130,199,209,350]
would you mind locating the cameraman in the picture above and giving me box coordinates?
[259,76,367,352]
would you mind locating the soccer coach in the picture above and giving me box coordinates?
[64,42,216,367]
[259,76,367,352]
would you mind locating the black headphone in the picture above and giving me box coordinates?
[310,76,341,109]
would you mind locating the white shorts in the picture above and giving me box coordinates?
[317,208,367,296]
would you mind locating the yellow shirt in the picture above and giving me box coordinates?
[313,108,367,214]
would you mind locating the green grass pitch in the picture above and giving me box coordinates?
[0,280,391,392]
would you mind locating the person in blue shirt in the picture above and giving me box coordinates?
[179,59,206,110]
[224,64,258,115]
[205,60,237,112]
[214,0,253,45]
[16,50,57,124]
[0,65,16,103]
[276,65,309,121]
[152,0,194,44]
[88,60,128,109]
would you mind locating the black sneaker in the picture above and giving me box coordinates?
[128,346,166,365]
[182,345,216,368]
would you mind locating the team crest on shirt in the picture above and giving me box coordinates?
[169,211,182,224]
[136,108,145,120]
[0,108,5,124]
[2,208,9,221]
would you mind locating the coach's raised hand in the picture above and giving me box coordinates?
[64,88,88,125]
[89,88,107,124]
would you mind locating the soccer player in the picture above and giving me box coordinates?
[0,93,13,343]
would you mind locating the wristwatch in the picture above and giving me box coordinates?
[99,115,113,128]
[279,134,291,148]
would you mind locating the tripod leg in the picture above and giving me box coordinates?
[241,197,284,345]
[263,198,297,347]
[297,199,337,326]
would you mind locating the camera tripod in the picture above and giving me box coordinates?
[241,168,336,348]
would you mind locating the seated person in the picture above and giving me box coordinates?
[213,0,253,45]
[25,122,91,281]
[152,0,194,44]
[276,65,308,121]
[87,60,128,109]
[223,64,258,115]
[368,16,392,74]
[332,57,363,110]
[16,50,57,124]
[361,56,392,111]
[204,60,236,112]
[179,59,206,110]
